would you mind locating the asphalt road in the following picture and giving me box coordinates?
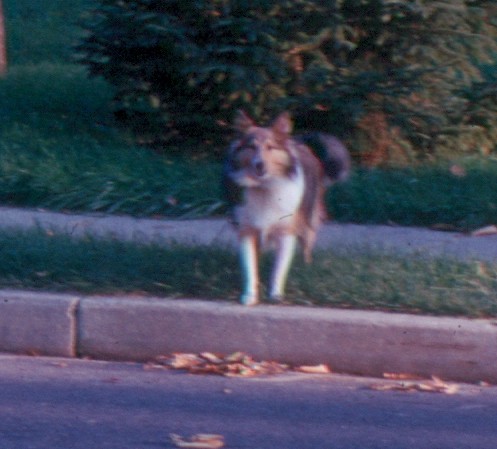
[0,355,496,449]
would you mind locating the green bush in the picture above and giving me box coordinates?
[77,0,284,148]
[77,0,497,161]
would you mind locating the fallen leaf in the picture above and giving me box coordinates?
[314,104,330,111]
[295,364,331,374]
[450,164,466,177]
[224,351,250,363]
[369,376,459,394]
[471,225,497,237]
[143,362,165,371]
[430,376,460,395]
[102,377,120,384]
[200,352,224,364]
[383,372,423,380]
[430,223,460,232]
[170,433,224,449]
[166,196,178,206]
[159,353,204,370]
[49,361,68,368]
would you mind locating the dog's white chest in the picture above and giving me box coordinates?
[236,172,305,231]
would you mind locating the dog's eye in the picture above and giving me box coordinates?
[234,143,254,153]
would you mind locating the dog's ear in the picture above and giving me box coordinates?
[271,112,293,137]
[234,110,255,133]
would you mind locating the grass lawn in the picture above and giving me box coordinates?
[330,162,497,230]
[2,228,497,318]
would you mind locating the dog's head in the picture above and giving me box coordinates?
[226,111,298,187]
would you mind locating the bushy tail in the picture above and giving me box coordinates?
[299,133,351,183]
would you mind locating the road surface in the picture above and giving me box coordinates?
[0,354,495,449]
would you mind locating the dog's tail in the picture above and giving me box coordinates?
[299,133,351,184]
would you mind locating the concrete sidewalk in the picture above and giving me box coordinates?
[1,205,497,261]
[1,206,497,383]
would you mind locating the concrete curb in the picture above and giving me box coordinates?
[1,289,496,383]
[0,290,79,357]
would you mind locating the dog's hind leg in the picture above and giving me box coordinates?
[301,227,317,264]
[269,234,297,302]
[239,233,260,306]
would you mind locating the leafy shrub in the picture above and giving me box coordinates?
[77,0,286,148]
[77,0,497,161]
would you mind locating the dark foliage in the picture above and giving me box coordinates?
[77,0,497,162]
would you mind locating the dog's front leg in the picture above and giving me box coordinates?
[239,233,259,306]
[269,234,297,302]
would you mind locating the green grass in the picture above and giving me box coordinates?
[329,162,497,230]
[5,0,92,64]
[1,228,497,317]
[0,101,223,217]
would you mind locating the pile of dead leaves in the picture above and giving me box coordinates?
[153,351,330,378]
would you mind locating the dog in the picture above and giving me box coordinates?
[222,110,350,306]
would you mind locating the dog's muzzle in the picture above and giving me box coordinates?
[253,159,266,177]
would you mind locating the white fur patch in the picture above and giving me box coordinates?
[234,166,305,240]
[269,233,297,300]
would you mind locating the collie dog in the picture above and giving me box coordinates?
[223,111,350,305]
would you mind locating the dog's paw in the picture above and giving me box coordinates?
[240,293,258,306]
[268,294,284,304]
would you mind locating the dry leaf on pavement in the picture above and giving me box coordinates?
[383,372,423,380]
[157,353,204,370]
[369,376,459,394]
[170,433,224,449]
[471,225,497,237]
[295,364,331,374]
[199,352,224,364]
